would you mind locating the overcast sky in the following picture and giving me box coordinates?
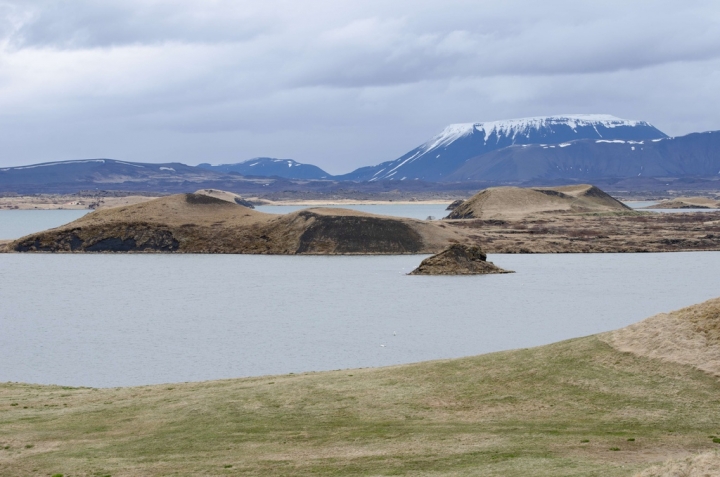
[1,1,719,173]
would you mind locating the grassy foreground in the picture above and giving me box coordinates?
[1,336,719,476]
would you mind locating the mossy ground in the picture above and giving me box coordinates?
[1,337,719,476]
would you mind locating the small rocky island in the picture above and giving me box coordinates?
[409,244,513,275]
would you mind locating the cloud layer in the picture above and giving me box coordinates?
[1,0,719,173]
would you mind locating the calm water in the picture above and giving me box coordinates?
[1,252,719,388]
[0,210,89,239]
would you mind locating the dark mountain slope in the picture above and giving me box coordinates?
[445,131,720,182]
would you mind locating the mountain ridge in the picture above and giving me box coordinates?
[445,131,720,182]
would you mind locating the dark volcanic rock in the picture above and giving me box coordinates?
[409,244,513,275]
[446,199,464,210]
[13,223,180,253]
[295,211,424,254]
[234,197,255,208]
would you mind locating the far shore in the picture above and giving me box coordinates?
[0,194,455,210]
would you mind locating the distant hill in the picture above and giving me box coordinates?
[197,158,331,180]
[446,184,631,220]
[337,115,668,182]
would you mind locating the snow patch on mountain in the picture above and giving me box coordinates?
[429,115,649,149]
[0,159,147,172]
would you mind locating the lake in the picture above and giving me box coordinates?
[0,209,89,240]
[1,252,719,388]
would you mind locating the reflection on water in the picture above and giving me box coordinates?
[1,252,719,387]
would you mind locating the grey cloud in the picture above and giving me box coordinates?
[288,4,720,87]
[3,0,272,48]
[0,0,719,171]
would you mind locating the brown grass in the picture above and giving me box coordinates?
[447,184,630,220]
[602,297,720,377]
[448,211,720,253]
[633,450,720,476]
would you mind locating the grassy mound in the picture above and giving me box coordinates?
[447,184,631,220]
[603,297,720,377]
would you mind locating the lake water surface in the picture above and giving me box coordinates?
[1,252,719,388]
[0,210,89,239]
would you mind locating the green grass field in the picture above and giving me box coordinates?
[1,336,719,476]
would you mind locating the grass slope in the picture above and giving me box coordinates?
[2,335,720,476]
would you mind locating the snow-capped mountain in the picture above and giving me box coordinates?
[197,157,330,180]
[337,115,667,182]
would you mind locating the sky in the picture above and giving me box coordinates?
[1,1,719,174]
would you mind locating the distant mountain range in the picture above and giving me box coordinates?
[0,159,207,185]
[0,159,270,194]
[1,114,719,194]
[197,157,331,180]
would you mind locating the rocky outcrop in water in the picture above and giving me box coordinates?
[409,244,513,275]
